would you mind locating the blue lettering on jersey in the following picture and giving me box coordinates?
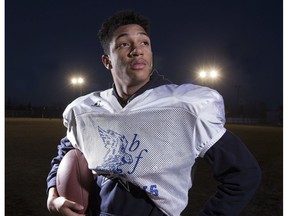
[127,149,148,174]
[97,126,148,175]
[143,184,159,196]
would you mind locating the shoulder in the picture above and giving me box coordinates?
[151,84,226,156]
[151,83,224,113]
[153,83,222,99]
[174,83,222,102]
[63,89,113,117]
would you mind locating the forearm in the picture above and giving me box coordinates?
[199,131,261,216]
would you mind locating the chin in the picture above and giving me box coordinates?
[128,75,150,88]
[133,72,151,82]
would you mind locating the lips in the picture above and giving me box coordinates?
[130,59,146,70]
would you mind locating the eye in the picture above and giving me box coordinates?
[118,42,130,48]
[141,41,149,46]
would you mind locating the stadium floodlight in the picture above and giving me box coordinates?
[71,78,77,84]
[71,76,85,95]
[199,70,207,79]
[77,77,84,84]
[196,67,220,88]
[198,68,219,80]
[71,77,84,85]
[209,70,218,79]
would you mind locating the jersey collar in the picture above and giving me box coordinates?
[112,70,172,107]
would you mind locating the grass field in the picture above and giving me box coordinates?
[5,118,283,216]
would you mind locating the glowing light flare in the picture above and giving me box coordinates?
[71,77,84,85]
[199,70,208,78]
[209,70,218,79]
[78,77,84,84]
[198,69,219,80]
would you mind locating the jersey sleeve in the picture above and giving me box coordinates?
[63,108,79,148]
[62,98,83,150]
[62,91,103,150]
[193,89,226,157]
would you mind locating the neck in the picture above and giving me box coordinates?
[114,81,148,102]
[112,70,172,107]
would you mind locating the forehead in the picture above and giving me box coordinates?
[112,24,148,40]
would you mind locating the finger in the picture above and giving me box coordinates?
[65,200,84,211]
[60,207,86,216]
[62,200,86,216]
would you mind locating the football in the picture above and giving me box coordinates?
[56,149,94,214]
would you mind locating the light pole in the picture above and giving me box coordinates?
[235,84,241,115]
[71,76,84,96]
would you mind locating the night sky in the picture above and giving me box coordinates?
[5,0,283,111]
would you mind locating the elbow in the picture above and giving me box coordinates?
[239,162,262,196]
[250,163,262,189]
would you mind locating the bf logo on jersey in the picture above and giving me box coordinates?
[97,126,148,175]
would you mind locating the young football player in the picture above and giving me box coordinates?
[47,10,261,216]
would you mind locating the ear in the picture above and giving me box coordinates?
[102,55,112,70]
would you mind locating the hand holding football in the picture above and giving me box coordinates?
[56,149,94,214]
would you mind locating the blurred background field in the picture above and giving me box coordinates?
[5,118,283,216]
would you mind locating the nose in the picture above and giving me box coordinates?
[129,46,143,56]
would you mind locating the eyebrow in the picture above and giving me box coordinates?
[115,31,149,40]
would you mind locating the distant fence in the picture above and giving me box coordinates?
[5,110,281,126]
[226,117,263,125]
[5,110,35,118]
[5,109,63,119]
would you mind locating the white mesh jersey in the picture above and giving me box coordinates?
[63,83,226,216]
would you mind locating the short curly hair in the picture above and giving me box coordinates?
[98,10,150,54]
